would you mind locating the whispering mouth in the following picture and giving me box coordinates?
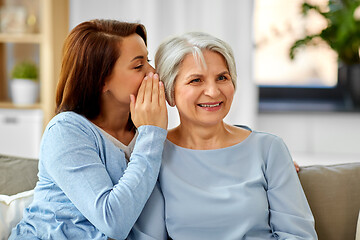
[197,102,222,107]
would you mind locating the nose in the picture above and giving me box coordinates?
[146,62,155,74]
[203,81,221,97]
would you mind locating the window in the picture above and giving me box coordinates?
[255,0,338,87]
[254,0,350,111]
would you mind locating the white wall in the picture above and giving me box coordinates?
[258,112,360,165]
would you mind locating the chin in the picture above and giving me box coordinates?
[198,117,226,126]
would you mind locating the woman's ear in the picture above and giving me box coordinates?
[102,81,109,93]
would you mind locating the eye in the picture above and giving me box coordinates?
[134,58,151,70]
[134,64,143,70]
[217,75,228,81]
[189,78,201,84]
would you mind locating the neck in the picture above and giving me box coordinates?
[91,95,134,144]
[170,121,230,150]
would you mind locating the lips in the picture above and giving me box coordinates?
[198,102,221,107]
[197,102,223,110]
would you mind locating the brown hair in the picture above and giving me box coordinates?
[55,19,147,119]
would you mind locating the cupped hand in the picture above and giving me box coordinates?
[130,73,168,130]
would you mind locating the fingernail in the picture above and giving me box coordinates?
[154,73,159,79]
[159,81,163,86]
[143,76,148,81]
[148,72,154,78]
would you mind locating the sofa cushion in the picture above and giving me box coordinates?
[0,189,34,239]
[298,163,360,240]
[0,154,38,196]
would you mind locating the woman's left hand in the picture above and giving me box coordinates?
[130,73,168,130]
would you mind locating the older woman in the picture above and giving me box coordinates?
[129,32,317,240]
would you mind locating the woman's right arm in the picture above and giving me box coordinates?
[41,119,166,239]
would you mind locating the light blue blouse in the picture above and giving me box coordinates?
[130,128,317,240]
[9,111,167,240]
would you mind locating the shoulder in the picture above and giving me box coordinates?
[48,112,93,129]
[249,129,291,163]
[232,125,283,144]
[253,130,285,147]
[49,111,88,124]
[238,125,283,143]
[235,125,287,152]
[45,111,98,138]
[39,112,105,161]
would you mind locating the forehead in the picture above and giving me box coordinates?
[119,34,147,59]
[179,50,228,75]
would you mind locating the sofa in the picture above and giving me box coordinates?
[0,154,359,240]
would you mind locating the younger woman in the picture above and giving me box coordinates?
[10,19,167,240]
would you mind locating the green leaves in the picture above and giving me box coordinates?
[11,61,38,81]
[290,0,360,64]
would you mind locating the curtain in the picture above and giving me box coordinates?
[70,0,258,128]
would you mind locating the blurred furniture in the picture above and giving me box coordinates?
[298,163,360,240]
[0,0,69,127]
[0,109,42,158]
[0,154,359,240]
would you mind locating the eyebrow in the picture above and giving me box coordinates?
[186,74,203,80]
[130,51,149,62]
[186,71,230,79]
[130,55,145,62]
[217,71,230,76]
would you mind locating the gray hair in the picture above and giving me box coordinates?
[155,32,237,106]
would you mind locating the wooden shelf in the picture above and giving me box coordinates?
[0,101,41,109]
[0,0,69,128]
[0,33,42,43]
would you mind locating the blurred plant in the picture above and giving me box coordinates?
[290,0,360,65]
[11,61,38,81]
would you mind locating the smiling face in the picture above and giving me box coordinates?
[174,50,235,127]
[103,33,154,105]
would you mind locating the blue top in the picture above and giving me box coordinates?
[9,111,167,240]
[129,127,317,240]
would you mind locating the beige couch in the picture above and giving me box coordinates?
[0,154,359,240]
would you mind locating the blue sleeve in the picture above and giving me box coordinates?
[128,181,167,240]
[41,119,167,239]
[265,137,318,240]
